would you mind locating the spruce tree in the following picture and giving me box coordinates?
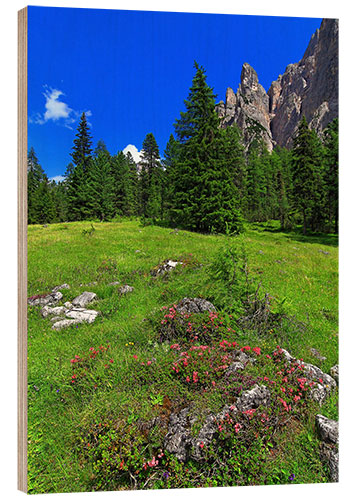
[27,147,45,223]
[172,62,244,234]
[85,153,114,221]
[139,133,162,221]
[323,119,338,233]
[70,112,93,170]
[291,116,325,234]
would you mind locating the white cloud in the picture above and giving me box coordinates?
[43,88,72,121]
[49,175,65,184]
[29,85,91,130]
[122,144,143,164]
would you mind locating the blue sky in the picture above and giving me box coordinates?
[28,6,322,180]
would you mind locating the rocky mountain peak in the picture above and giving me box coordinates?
[216,18,338,150]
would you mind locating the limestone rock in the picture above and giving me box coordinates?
[72,291,97,308]
[316,414,338,444]
[310,347,327,361]
[280,348,336,405]
[217,63,273,151]
[52,283,70,293]
[52,319,79,330]
[41,305,68,318]
[175,297,216,315]
[151,259,183,277]
[163,408,196,462]
[28,291,63,307]
[216,19,338,150]
[330,364,339,383]
[118,285,134,295]
[65,308,99,324]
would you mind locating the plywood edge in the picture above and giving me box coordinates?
[18,6,28,494]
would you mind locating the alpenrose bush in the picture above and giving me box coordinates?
[69,344,115,393]
[157,305,238,343]
[77,340,329,490]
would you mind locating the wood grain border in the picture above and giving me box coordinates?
[18,6,28,493]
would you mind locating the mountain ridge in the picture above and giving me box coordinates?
[216,18,338,150]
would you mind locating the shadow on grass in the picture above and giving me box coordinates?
[249,221,338,248]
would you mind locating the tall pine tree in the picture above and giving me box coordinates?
[139,133,162,221]
[172,62,244,234]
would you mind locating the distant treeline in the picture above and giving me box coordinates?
[28,63,338,234]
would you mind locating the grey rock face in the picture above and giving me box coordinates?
[268,18,338,148]
[164,384,270,462]
[164,408,197,462]
[330,364,339,383]
[316,414,339,444]
[316,415,339,482]
[217,19,338,150]
[217,63,273,152]
[280,348,336,405]
[72,291,97,308]
[175,297,216,315]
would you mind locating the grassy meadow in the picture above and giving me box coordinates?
[27,219,338,493]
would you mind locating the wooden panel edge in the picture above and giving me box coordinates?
[18,6,28,494]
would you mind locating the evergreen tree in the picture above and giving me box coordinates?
[291,116,325,233]
[139,133,162,220]
[70,112,93,170]
[162,134,182,221]
[65,162,88,221]
[32,175,56,224]
[27,147,45,223]
[172,62,244,234]
[323,119,338,233]
[111,151,138,217]
[94,139,111,159]
[85,153,114,220]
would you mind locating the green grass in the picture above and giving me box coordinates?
[27,219,338,493]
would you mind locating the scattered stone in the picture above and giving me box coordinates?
[52,319,80,330]
[72,291,97,308]
[65,308,99,324]
[50,316,63,323]
[108,281,121,286]
[318,249,330,255]
[118,285,134,295]
[52,283,70,293]
[150,259,183,277]
[175,297,216,315]
[135,250,141,253]
[316,415,338,444]
[310,347,327,361]
[64,301,73,309]
[28,291,63,307]
[79,281,98,287]
[41,305,68,318]
[330,364,339,383]
[258,250,264,255]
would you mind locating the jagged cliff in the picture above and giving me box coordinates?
[216,18,338,150]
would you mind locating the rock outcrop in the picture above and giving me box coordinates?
[217,63,273,152]
[216,18,338,150]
